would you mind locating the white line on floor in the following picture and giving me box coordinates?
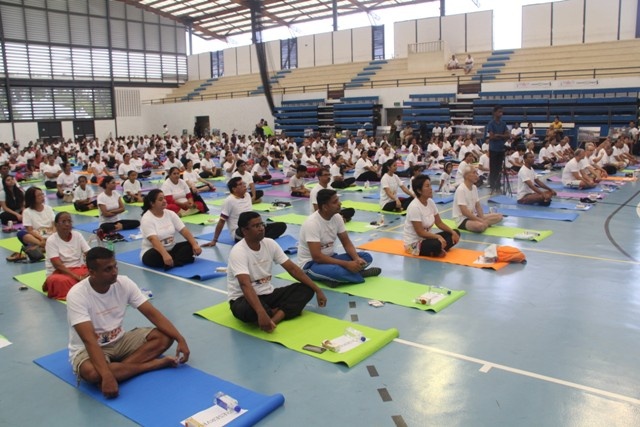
[394,338,640,406]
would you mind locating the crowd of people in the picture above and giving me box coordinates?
[1,113,638,398]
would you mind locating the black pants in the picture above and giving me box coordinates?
[0,211,19,225]
[142,241,194,269]
[44,180,57,189]
[341,208,355,221]
[252,189,264,200]
[489,150,505,191]
[99,219,140,233]
[418,230,459,257]
[229,283,314,323]
[382,197,413,212]
[330,177,356,189]
[74,201,95,212]
[356,171,380,182]
[139,170,152,178]
[235,222,287,241]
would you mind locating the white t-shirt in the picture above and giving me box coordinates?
[355,158,373,178]
[289,175,305,191]
[329,164,342,184]
[45,230,90,275]
[309,183,328,211]
[478,153,489,175]
[200,158,216,172]
[297,211,346,268]
[67,275,147,361]
[73,185,94,202]
[227,238,288,301]
[23,205,55,232]
[56,172,77,192]
[452,183,479,226]
[117,163,136,177]
[122,179,142,195]
[161,179,190,203]
[455,161,473,187]
[220,193,253,237]
[561,158,582,185]
[380,173,402,207]
[97,191,122,223]
[231,170,253,188]
[182,170,201,187]
[403,198,439,247]
[140,209,185,257]
[90,161,107,177]
[517,165,537,200]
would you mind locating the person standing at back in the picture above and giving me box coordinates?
[486,106,510,194]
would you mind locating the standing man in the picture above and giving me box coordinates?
[227,211,327,332]
[297,189,381,287]
[67,247,189,398]
[487,106,510,194]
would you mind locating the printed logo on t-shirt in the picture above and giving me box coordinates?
[253,275,272,286]
[96,326,122,345]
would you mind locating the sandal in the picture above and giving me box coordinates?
[6,252,26,262]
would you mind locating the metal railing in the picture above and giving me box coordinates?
[408,40,446,54]
[141,65,640,105]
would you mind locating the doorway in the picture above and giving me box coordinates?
[194,116,210,137]
[38,121,63,143]
[73,120,95,140]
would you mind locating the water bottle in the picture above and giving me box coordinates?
[377,214,384,226]
[105,240,115,253]
[214,392,241,413]
[364,180,370,189]
[7,220,13,230]
[345,327,366,342]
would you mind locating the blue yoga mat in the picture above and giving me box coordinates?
[74,221,142,242]
[494,207,579,221]
[197,231,299,254]
[34,349,284,427]
[488,195,592,211]
[363,193,452,204]
[116,248,226,280]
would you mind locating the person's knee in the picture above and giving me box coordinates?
[78,361,101,384]
[358,251,373,264]
[146,329,173,352]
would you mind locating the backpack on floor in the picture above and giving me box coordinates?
[497,246,526,263]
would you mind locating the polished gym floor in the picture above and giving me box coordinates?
[1,171,639,427]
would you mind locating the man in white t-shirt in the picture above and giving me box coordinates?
[452,168,502,232]
[67,247,189,398]
[517,152,556,205]
[297,189,380,286]
[227,211,326,332]
[562,149,595,189]
[310,168,355,221]
[203,177,286,245]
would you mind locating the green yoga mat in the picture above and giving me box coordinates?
[340,200,405,215]
[208,199,291,212]
[180,214,220,225]
[52,205,102,217]
[340,185,379,192]
[194,303,398,367]
[0,236,24,253]
[13,270,66,303]
[441,219,553,242]
[276,273,465,313]
[267,213,381,233]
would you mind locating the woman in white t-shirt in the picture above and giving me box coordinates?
[17,186,55,250]
[56,162,77,200]
[161,167,207,216]
[403,175,459,257]
[97,176,140,233]
[182,159,215,194]
[140,189,202,269]
[380,160,414,212]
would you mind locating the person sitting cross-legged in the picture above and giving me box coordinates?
[517,152,556,206]
[297,189,381,287]
[67,247,190,399]
[452,167,503,233]
[227,211,327,333]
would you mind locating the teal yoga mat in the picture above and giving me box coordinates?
[194,303,398,367]
[276,272,465,313]
[34,349,285,427]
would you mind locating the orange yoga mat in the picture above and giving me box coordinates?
[601,176,636,182]
[357,237,509,271]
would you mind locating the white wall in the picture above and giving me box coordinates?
[619,0,638,39]
[441,14,466,54]
[14,122,38,145]
[315,32,333,66]
[466,11,493,52]
[522,3,552,48]
[61,121,74,140]
[482,76,640,93]
[298,34,315,68]
[333,29,352,64]
[394,20,416,58]
[265,40,281,72]
[141,96,272,137]
[552,0,584,45]
[417,17,439,45]
[96,119,116,140]
[236,45,252,75]
[224,49,237,76]
[352,27,372,62]
[0,123,13,143]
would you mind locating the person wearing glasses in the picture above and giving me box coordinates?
[227,211,327,332]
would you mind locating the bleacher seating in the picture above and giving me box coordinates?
[274,99,324,142]
[402,93,454,125]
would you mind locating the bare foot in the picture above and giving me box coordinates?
[149,356,179,370]
[115,223,123,231]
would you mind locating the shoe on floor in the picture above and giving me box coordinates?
[360,267,382,278]
[6,252,26,262]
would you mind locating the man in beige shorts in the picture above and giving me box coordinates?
[67,247,190,398]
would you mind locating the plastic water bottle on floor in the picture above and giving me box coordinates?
[345,327,366,342]
[214,391,241,413]
[364,180,370,189]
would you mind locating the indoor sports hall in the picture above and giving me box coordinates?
[1,1,639,426]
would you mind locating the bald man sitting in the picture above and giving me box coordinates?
[452,167,503,233]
